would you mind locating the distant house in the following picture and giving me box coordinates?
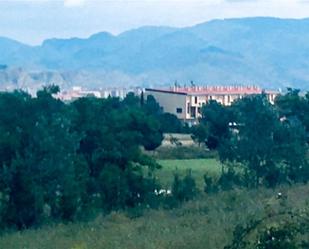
[145,85,278,124]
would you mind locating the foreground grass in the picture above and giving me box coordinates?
[1,184,308,249]
[157,158,222,189]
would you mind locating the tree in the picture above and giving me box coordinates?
[70,95,162,211]
[159,113,183,133]
[275,88,309,143]
[275,117,309,183]
[219,94,309,187]
[0,87,164,229]
[143,94,184,134]
[200,100,232,150]
[143,95,162,116]
[0,88,81,228]
[191,124,208,147]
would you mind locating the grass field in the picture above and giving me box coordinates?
[156,158,222,189]
[1,184,308,249]
[2,158,308,249]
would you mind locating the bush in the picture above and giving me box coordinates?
[218,167,243,191]
[225,208,309,249]
[256,224,301,249]
[172,170,198,203]
[203,173,219,194]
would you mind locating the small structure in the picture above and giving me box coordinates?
[145,85,278,124]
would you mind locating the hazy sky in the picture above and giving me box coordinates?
[1,0,309,45]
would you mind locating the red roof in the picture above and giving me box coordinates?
[146,86,277,96]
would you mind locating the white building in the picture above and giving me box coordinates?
[145,85,278,123]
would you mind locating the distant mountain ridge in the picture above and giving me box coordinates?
[1,17,309,90]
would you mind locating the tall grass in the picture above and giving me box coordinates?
[1,184,308,249]
[146,146,218,160]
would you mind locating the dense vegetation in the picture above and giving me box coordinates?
[0,183,308,249]
[0,86,308,248]
[0,87,166,229]
[194,89,309,188]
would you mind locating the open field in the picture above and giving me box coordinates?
[156,159,222,189]
[1,183,308,249]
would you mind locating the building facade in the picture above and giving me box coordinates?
[145,86,278,123]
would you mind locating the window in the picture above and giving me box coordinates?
[195,96,198,104]
[190,107,196,118]
[176,108,183,113]
[187,103,190,114]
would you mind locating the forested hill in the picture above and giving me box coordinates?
[1,17,309,89]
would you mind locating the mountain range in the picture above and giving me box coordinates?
[1,17,309,91]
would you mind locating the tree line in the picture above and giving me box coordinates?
[0,86,172,229]
[0,86,308,230]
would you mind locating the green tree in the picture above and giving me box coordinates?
[70,95,162,212]
[143,94,184,134]
[275,88,309,143]
[159,113,183,133]
[220,94,308,187]
[200,100,232,150]
[191,123,208,147]
[0,88,81,228]
[143,95,162,116]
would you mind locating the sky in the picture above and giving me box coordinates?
[1,0,309,45]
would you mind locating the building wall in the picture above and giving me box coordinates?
[145,88,278,122]
[266,93,277,104]
[185,94,234,119]
[145,90,188,120]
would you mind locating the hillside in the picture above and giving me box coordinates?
[1,17,309,90]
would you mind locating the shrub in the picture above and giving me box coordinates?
[217,167,243,191]
[256,224,300,249]
[172,170,198,203]
[203,173,219,194]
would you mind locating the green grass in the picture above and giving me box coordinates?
[156,159,222,189]
[1,184,308,249]
[1,157,308,249]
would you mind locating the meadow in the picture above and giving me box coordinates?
[157,158,222,189]
[1,183,308,249]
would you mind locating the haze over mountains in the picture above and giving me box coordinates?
[1,17,309,91]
